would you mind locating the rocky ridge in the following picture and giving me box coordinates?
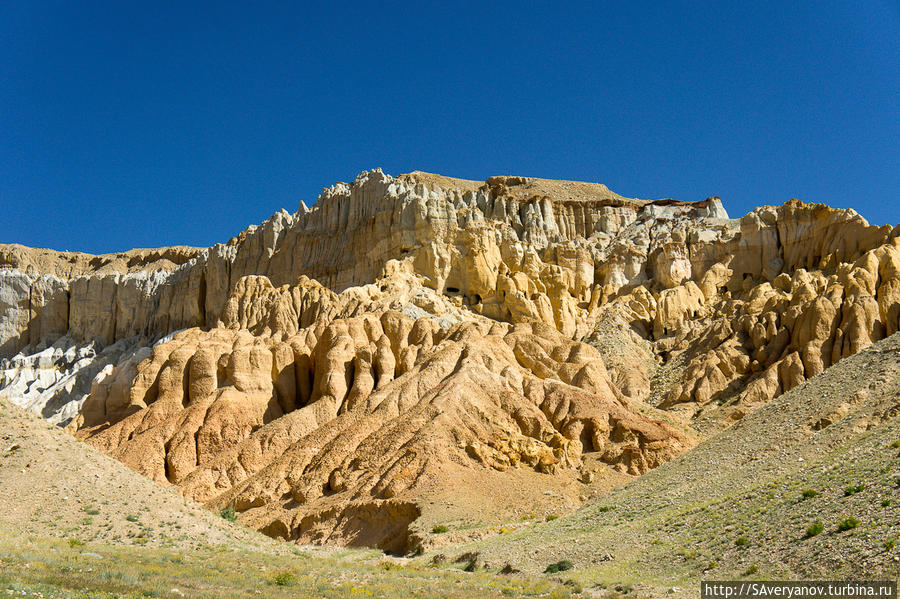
[1,169,897,552]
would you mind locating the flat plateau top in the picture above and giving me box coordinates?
[401,170,643,205]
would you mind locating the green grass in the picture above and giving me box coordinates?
[805,521,824,538]
[735,537,749,547]
[837,518,860,532]
[844,485,865,496]
[220,504,238,523]
[0,530,575,598]
[432,525,449,534]
[801,489,819,499]
[272,571,297,586]
[543,560,574,574]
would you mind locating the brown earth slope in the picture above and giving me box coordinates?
[0,398,281,552]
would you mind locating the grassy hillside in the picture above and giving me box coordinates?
[442,334,900,596]
[0,531,580,599]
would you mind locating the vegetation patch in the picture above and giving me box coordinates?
[805,521,824,538]
[220,504,238,523]
[544,560,574,574]
[844,485,865,496]
[272,571,296,586]
[837,518,860,532]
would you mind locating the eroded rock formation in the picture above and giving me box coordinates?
[1,169,897,550]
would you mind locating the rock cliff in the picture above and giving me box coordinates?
[1,169,896,551]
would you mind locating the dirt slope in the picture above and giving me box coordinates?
[458,332,900,594]
[0,398,285,552]
[0,398,578,598]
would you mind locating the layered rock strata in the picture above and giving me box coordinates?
[1,169,896,549]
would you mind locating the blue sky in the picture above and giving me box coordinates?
[2,1,898,253]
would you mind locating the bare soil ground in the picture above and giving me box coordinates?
[0,400,284,552]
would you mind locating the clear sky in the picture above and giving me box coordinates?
[2,1,898,254]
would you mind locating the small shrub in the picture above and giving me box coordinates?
[272,571,296,586]
[82,517,93,526]
[544,559,574,574]
[884,539,897,550]
[676,548,698,560]
[83,507,100,515]
[743,565,759,576]
[597,506,614,513]
[220,504,237,523]
[125,515,139,523]
[838,517,860,531]
[801,489,819,500]
[545,514,558,522]
[735,537,750,547]
[706,561,718,570]
[68,538,85,548]
[806,520,824,537]
[844,485,865,496]
[890,441,900,448]
[882,499,892,507]
[432,525,449,534]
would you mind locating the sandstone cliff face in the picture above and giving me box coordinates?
[0,170,729,355]
[1,168,896,551]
